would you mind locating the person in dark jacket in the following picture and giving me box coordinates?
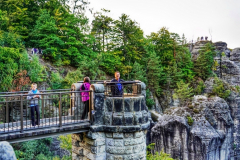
[80,77,91,120]
[27,83,41,126]
[110,71,125,96]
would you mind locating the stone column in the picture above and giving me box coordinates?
[72,83,150,160]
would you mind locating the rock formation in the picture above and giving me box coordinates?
[0,141,17,160]
[150,41,240,160]
[151,96,233,160]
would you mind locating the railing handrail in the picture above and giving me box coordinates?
[105,81,141,84]
[0,90,92,98]
[0,89,71,94]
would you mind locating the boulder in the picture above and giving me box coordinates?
[0,141,16,160]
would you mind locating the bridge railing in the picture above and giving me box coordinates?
[0,90,92,134]
[104,81,142,97]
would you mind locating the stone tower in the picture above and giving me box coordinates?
[72,82,150,160]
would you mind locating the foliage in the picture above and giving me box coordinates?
[193,79,206,95]
[58,134,72,157]
[13,138,53,160]
[209,77,231,99]
[78,55,106,80]
[61,69,83,88]
[146,51,162,96]
[146,89,155,109]
[147,143,174,160]
[187,116,194,126]
[130,62,147,82]
[50,72,63,89]
[12,70,31,91]
[28,55,47,83]
[173,81,193,106]
[193,42,216,81]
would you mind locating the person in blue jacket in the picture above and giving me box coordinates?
[27,83,41,126]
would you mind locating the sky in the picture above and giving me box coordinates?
[85,0,240,49]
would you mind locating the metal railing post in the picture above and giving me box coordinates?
[20,95,23,133]
[42,94,44,119]
[6,97,9,123]
[59,93,62,127]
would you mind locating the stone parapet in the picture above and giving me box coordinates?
[72,131,147,160]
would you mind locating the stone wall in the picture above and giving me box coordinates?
[72,131,146,160]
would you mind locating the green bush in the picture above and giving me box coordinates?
[187,116,194,126]
[146,89,155,109]
[147,143,174,160]
[61,69,83,88]
[14,138,53,160]
[210,77,231,99]
[193,109,199,114]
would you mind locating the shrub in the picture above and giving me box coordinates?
[193,109,199,114]
[187,116,194,126]
[146,89,155,109]
[209,77,231,99]
[147,143,174,160]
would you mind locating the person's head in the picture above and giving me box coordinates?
[115,71,120,80]
[31,83,37,90]
[84,77,90,83]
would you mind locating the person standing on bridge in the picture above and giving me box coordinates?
[80,77,91,120]
[27,83,41,126]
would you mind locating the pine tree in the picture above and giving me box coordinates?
[130,62,147,82]
[173,81,193,107]
[147,51,161,95]
[194,42,216,80]
[31,10,64,62]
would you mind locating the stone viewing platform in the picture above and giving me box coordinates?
[71,82,150,160]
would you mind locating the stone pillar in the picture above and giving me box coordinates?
[72,82,150,160]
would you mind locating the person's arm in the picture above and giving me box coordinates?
[36,91,41,99]
[27,91,34,100]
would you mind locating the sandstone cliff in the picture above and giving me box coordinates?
[151,41,240,160]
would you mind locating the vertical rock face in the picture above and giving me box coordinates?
[151,96,233,160]
[72,83,150,160]
[0,141,17,160]
[230,48,240,68]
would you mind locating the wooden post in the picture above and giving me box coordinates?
[89,87,94,123]
[20,95,23,133]
[59,93,62,127]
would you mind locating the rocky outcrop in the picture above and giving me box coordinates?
[190,41,209,60]
[0,141,17,160]
[230,48,240,68]
[151,96,233,160]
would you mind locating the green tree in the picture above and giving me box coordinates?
[31,10,64,63]
[130,62,147,82]
[194,42,216,80]
[146,51,161,95]
[173,81,193,106]
[91,9,113,53]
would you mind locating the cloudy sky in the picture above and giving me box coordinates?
[86,0,240,49]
